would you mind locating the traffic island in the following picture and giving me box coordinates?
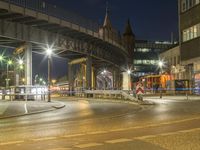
[0,100,65,119]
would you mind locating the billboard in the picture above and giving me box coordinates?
[175,80,189,91]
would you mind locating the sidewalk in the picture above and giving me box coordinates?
[144,95,200,101]
[0,100,65,119]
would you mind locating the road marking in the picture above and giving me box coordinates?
[105,138,132,144]
[109,128,127,132]
[48,148,71,150]
[24,103,28,114]
[32,137,57,141]
[134,135,157,140]
[159,132,178,136]
[179,128,200,133]
[134,127,200,140]
[0,140,24,146]
[62,133,85,138]
[75,142,103,148]
[88,131,108,135]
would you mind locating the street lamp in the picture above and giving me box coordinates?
[18,59,23,65]
[46,47,52,102]
[127,69,131,93]
[158,60,164,74]
[6,60,13,88]
[158,60,164,98]
[0,55,4,62]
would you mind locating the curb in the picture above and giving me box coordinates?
[64,96,156,106]
[0,104,66,120]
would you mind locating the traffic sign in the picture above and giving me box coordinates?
[136,82,144,95]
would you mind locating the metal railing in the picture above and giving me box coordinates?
[1,0,99,32]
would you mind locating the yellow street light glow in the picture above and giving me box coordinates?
[18,59,23,65]
[127,69,131,75]
[46,48,53,56]
[0,55,4,61]
[19,65,23,70]
[8,60,13,65]
[158,61,164,68]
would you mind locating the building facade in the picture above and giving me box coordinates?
[159,46,185,80]
[179,0,200,93]
[134,40,172,77]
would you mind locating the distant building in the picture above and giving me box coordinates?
[178,0,200,93]
[134,40,173,77]
[159,45,185,80]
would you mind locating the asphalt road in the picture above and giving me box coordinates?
[1,98,200,150]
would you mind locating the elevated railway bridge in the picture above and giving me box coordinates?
[0,0,130,92]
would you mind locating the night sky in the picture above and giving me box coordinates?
[32,0,179,80]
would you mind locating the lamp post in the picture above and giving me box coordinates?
[46,48,52,102]
[17,59,24,86]
[158,60,164,98]
[6,60,13,88]
[127,69,131,93]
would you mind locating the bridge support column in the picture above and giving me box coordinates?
[25,43,32,86]
[113,69,117,90]
[68,63,73,96]
[86,55,92,90]
[92,68,97,90]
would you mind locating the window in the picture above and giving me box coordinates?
[134,60,157,65]
[174,57,177,66]
[135,48,151,52]
[182,23,200,42]
[181,0,200,12]
[194,25,198,38]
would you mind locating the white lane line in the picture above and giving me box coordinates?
[109,128,127,132]
[32,137,57,142]
[62,133,85,138]
[105,138,132,144]
[159,132,178,136]
[134,135,157,140]
[179,128,200,133]
[88,131,108,135]
[135,127,200,140]
[0,140,24,146]
[24,103,28,114]
[48,148,71,150]
[75,143,103,148]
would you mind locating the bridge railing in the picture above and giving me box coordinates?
[84,90,139,103]
[1,0,99,32]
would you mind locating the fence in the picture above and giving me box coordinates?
[0,86,48,101]
[1,0,99,31]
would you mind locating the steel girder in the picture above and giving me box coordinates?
[0,19,125,67]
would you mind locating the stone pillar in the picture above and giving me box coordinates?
[92,68,97,90]
[25,43,32,86]
[112,69,116,90]
[86,55,92,90]
[68,63,73,96]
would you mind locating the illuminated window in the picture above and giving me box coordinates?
[182,23,200,42]
[194,25,198,38]
[181,0,200,12]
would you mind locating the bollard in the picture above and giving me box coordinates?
[160,88,162,99]
[138,94,143,101]
[186,92,189,100]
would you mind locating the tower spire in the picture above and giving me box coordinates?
[123,19,134,36]
[103,0,112,29]
[106,0,109,15]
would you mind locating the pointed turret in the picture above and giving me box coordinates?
[123,19,134,36]
[103,4,112,29]
[122,19,135,67]
[99,2,119,45]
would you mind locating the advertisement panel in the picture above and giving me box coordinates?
[194,73,200,95]
[175,80,189,91]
